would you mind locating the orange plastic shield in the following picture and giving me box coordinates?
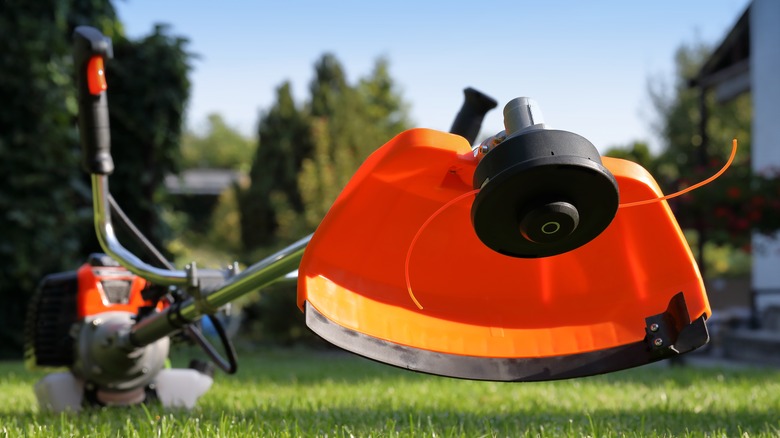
[298,128,710,381]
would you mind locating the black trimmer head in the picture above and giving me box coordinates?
[471,98,619,258]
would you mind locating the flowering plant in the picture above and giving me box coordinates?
[667,160,780,250]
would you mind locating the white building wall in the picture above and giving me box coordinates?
[751,0,780,301]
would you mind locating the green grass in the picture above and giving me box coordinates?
[2,348,780,437]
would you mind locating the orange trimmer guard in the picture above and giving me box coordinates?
[297,128,710,381]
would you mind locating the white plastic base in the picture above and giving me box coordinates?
[34,372,85,413]
[153,368,213,409]
[34,369,213,413]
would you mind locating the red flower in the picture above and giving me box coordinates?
[727,187,741,199]
[734,218,750,231]
[714,207,730,218]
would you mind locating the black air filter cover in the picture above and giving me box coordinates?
[25,271,79,368]
[472,129,619,258]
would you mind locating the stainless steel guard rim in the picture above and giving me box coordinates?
[304,300,708,382]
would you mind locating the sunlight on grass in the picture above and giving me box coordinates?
[2,349,780,437]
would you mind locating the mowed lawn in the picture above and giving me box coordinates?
[1,348,779,437]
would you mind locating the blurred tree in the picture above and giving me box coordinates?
[648,42,763,277]
[181,113,254,170]
[650,44,752,257]
[0,1,90,358]
[241,55,411,251]
[358,57,412,141]
[650,43,751,183]
[298,54,411,230]
[239,55,410,342]
[298,54,365,229]
[66,0,123,37]
[240,282,321,346]
[0,0,191,358]
[603,138,758,278]
[207,185,244,253]
[240,82,312,249]
[167,113,250,250]
[603,141,656,172]
[107,25,192,252]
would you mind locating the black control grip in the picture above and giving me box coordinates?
[73,26,114,175]
[449,87,498,145]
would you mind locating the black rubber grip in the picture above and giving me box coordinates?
[73,26,114,175]
[449,87,498,145]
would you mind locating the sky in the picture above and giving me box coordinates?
[115,0,751,153]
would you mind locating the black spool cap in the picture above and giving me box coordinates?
[471,129,619,258]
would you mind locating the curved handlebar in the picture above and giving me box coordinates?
[73,26,114,175]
